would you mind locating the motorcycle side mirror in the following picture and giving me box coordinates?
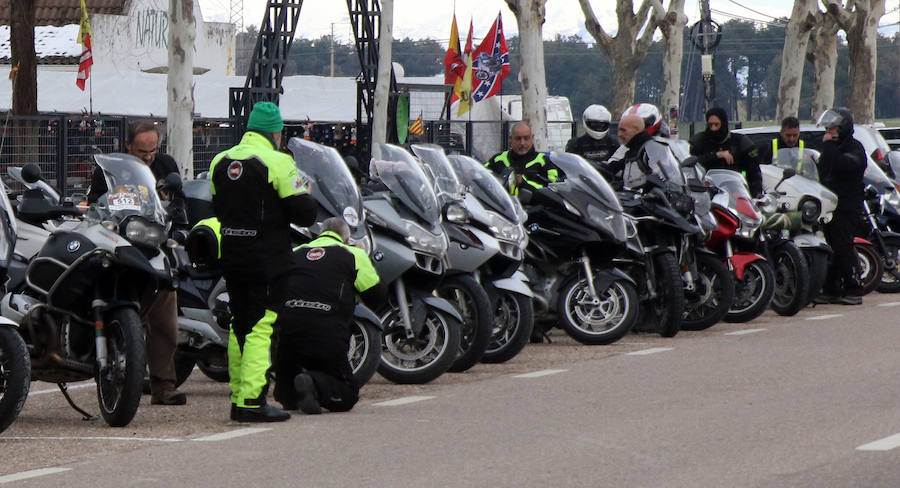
[158,173,183,193]
[21,163,42,184]
[517,188,533,204]
[781,168,797,180]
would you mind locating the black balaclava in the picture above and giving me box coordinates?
[704,107,730,142]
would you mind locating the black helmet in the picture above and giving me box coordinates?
[816,107,854,140]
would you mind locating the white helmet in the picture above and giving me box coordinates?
[622,103,662,136]
[582,104,612,140]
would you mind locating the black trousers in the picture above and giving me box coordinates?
[273,327,359,413]
[824,211,860,296]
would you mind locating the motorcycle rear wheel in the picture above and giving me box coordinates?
[876,237,900,293]
[682,254,735,331]
[649,252,683,337]
[725,260,775,323]
[802,249,830,304]
[378,307,461,384]
[481,287,534,364]
[854,242,883,296]
[0,326,29,435]
[349,320,381,386]
[96,308,146,427]
[770,242,810,317]
[437,275,492,373]
[557,273,638,345]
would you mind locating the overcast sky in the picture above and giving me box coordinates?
[195,0,799,44]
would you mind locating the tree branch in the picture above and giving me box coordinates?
[578,0,614,53]
[634,0,661,57]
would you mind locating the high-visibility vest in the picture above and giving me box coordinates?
[771,138,804,169]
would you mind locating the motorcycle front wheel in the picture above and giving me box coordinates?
[378,306,461,384]
[770,242,810,317]
[349,320,381,386]
[803,249,830,304]
[854,242,883,296]
[557,273,638,345]
[876,236,900,293]
[0,326,29,434]
[682,254,735,331]
[648,252,683,337]
[436,275,492,373]
[481,286,534,364]
[96,308,146,427]
[725,260,775,323]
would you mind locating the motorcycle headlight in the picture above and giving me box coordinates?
[402,220,447,256]
[799,198,821,224]
[349,231,373,256]
[485,210,524,244]
[444,202,470,223]
[123,217,167,249]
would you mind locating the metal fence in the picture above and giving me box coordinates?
[0,113,575,197]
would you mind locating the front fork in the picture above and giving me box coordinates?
[92,299,109,370]
[394,278,415,339]
[581,250,599,300]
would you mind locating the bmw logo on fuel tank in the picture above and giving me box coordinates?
[67,240,81,252]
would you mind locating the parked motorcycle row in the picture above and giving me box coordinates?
[1,134,897,434]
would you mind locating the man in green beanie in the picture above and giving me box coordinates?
[209,101,317,422]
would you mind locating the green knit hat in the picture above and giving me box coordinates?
[247,101,284,133]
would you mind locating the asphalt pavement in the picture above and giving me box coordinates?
[4,293,900,487]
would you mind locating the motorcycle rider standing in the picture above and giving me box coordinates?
[210,101,318,422]
[689,107,763,196]
[485,122,559,196]
[815,107,867,305]
[565,104,619,165]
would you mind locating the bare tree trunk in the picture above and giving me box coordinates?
[826,0,885,124]
[809,14,838,121]
[655,0,686,130]
[372,0,393,146]
[10,0,37,115]
[168,0,195,179]
[776,0,817,121]
[506,0,549,150]
[579,0,661,119]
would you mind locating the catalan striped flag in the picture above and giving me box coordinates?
[409,116,425,136]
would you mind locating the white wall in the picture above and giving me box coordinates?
[91,0,235,76]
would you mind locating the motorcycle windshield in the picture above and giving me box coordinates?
[94,153,166,224]
[447,154,520,223]
[410,144,465,203]
[865,157,892,187]
[642,141,687,187]
[371,143,441,224]
[774,147,820,181]
[287,138,364,230]
[705,169,761,225]
[548,151,622,212]
[0,179,16,266]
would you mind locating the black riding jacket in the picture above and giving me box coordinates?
[818,136,867,216]
[565,133,620,165]
[689,131,763,196]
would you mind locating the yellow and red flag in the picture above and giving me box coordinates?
[455,19,474,116]
[443,15,464,85]
[76,0,93,91]
[409,116,425,136]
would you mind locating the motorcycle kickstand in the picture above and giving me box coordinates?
[57,382,97,421]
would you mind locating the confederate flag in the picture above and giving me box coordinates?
[471,13,510,103]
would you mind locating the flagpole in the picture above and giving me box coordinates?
[89,75,93,115]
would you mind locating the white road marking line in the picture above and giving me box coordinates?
[877,301,900,307]
[513,369,568,378]
[372,396,435,407]
[806,314,844,321]
[192,428,270,442]
[1,436,183,442]
[29,383,94,395]
[0,467,71,484]
[626,347,674,356]
[857,432,900,451]
[725,328,767,336]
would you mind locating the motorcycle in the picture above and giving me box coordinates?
[446,154,534,363]
[759,147,836,307]
[704,170,776,323]
[410,144,493,373]
[3,156,174,427]
[364,143,462,384]
[519,152,638,345]
[0,182,29,434]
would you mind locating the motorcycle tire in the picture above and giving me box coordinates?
[770,242,811,317]
[725,260,776,323]
[556,273,638,345]
[378,306,461,384]
[854,242,883,296]
[876,236,900,293]
[196,358,230,383]
[803,249,830,305]
[437,275,493,373]
[96,308,146,427]
[649,252,683,337]
[481,287,534,364]
[681,254,735,331]
[0,326,29,435]
[349,320,381,386]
